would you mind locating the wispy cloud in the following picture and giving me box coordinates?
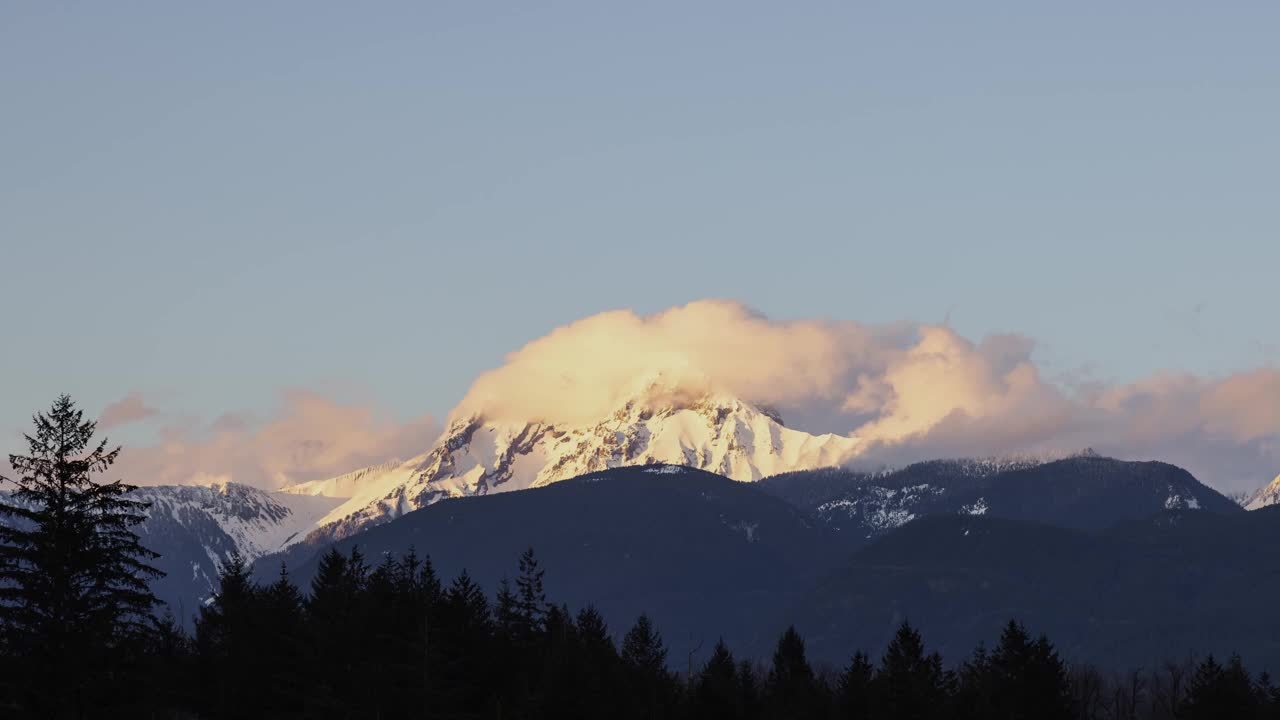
[110,390,439,490]
[98,391,160,429]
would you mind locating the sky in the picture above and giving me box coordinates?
[2,3,1278,491]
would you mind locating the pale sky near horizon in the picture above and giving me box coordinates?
[2,3,1278,480]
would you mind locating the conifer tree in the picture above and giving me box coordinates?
[765,625,824,719]
[970,620,1075,720]
[838,650,874,719]
[261,563,306,712]
[304,547,369,715]
[1182,654,1259,720]
[576,605,623,716]
[694,639,742,720]
[194,554,266,718]
[739,660,762,720]
[494,576,520,641]
[874,621,953,720]
[623,613,669,676]
[437,571,494,715]
[0,395,162,715]
[515,546,547,634]
[622,613,675,720]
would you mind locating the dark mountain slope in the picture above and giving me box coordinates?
[262,464,845,659]
[792,507,1280,670]
[761,454,1240,547]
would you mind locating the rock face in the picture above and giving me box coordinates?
[288,391,862,542]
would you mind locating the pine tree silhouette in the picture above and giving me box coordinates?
[765,625,824,719]
[874,620,953,720]
[694,639,742,719]
[195,554,266,718]
[0,395,162,716]
[959,620,1074,720]
[837,650,874,719]
[622,613,675,720]
[1182,653,1259,719]
[515,546,547,635]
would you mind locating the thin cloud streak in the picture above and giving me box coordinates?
[111,390,439,490]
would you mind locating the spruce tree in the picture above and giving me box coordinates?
[576,605,623,716]
[494,576,520,641]
[622,613,669,676]
[622,613,675,720]
[437,571,495,716]
[304,547,369,715]
[694,639,742,720]
[515,546,547,634]
[0,395,162,715]
[765,625,824,719]
[974,621,1074,720]
[739,660,762,720]
[874,621,953,720]
[1182,654,1259,720]
[261,563,306,713]
[838,651,874,719]
[194,554,264,718]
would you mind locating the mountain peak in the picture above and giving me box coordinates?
[301,390,860,541]
[1245,474,1280,511]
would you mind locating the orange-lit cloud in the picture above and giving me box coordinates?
[455,300,1280,492]
[98,391,160,429]
[110,390,439,490]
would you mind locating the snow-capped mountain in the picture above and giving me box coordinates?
[287,390,861,542]
[1245,474,1280,510]
[0,481,343,617]
[133,483,343,615]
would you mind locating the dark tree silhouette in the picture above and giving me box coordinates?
[838,650,875,719]
[1181,654,1259,720]
[515,546,548,635]
[694,639,742,719]
[874,620,953,720]
[622,613,676,719]
[765,625,824,718]
[0,395,162,716]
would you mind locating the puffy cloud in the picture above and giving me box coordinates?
[455,300,1280,493]
[98,391,160,429]
[111,390,439,490]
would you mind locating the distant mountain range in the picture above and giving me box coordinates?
[761,452,1242,545]
[7,385,1277,667]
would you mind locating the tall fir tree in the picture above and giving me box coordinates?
[764,625,824,719]
[622,613,676,720]
[576,605,624,716]
[0,395,162,716]
[838,651,875,720]
[515,546,548,635]
[958,621,1074,720]
[437,570,495,717]
[194,554,266,719]
[694,639,743,720]
[874,621,953,720]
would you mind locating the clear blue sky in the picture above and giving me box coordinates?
[2,2,1277,444]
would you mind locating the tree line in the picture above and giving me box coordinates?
[2,396,1279,719]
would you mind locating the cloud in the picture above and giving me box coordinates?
[455,300,1280,493]
[111,390,439,490]
[98,391,160,429]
